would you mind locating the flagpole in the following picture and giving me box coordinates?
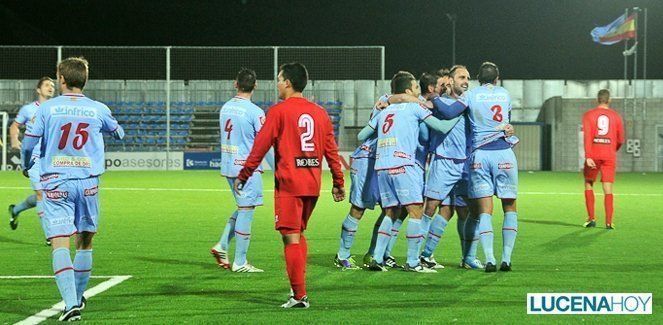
[623,8,628,82]
[643,8,647,97]
[633,8,638,99]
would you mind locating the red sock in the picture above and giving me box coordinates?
[300,235,308,265]
[584,189,595,220]
[284,243,306,300]
[605,194,614,225]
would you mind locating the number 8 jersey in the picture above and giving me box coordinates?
[25,93,121,184]
[460,84,513,150]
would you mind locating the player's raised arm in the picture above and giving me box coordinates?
[237,108,280,186]
[21,108,44,170]
[423,114,461,134]
[430,95,467,119]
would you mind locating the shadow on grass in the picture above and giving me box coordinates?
[0,235,41,247]
[538,228,607,253]
[132,256,219,270]
[520,218,581,228]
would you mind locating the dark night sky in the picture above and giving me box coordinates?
[1,0,661,79]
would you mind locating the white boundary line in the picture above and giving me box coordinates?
[2,275,132,325]
[0,186,661,196]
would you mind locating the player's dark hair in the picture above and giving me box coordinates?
[36,76,53,89]
[419,72,438,95]
[236,68,257,92]
[449,65,467,78]
[279,62,308,92]
[391,71,416,94]
[436,68,450,78]
[477,61,499,84]
[58,57,89,90]
[597,89,610,104]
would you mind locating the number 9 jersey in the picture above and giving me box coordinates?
[25,93,121,188]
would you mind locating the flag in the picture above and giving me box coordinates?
[591,13,636,45]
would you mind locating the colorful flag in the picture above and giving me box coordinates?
[591,13,636,45]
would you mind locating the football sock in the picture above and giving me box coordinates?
[367,211,385,256]
[373,217,393,264]
[216,210,238,251]
[421,214,432,234]
[478,213,496,265]
[465,216,480,261]
[233,209,254,266]
[501,212,518,264]
[422,214,448,258]
[406,218,424,268]
[13,194,37,215]
[457,215,466,257]
[584,189,595,220]
[605,194,614,225]
[284,243,306,300]
[384,218,403,258]
[300,235,308,277]
[52,248,78,310]
[73,249,92,305]
[338,215,359,260]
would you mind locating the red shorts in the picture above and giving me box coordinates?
[583,159,616,183]
[274,195,319,234]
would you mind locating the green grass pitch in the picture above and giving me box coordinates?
[1,171,661,323]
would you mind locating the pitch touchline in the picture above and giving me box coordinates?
[7,275,132,325]
[0,186,660,196]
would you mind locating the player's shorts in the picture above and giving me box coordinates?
[377,165,424,208]
[583,159,616,183]
[226,172,263,207]
[424,156,465,201]
[274,195,319,233]
[468,148,518,199]
[28,158,42,191]
[442,178,468,207]
[349,157,380,210]
[41,177,100,240]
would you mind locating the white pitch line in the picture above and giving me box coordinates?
[8,275,132,325]
[0,186,661,196]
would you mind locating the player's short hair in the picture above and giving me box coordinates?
[279,62,308,92]
[419,72,438,95]
[477,61,499,84]
[597,89,610,104]
[436,68,450,78]
[449,65,467,78]
[236,68,257,92]
[391,71,416,94]
[58,57,89,90]
[36,76,53,89]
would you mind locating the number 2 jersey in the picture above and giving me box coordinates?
[237,97,344,197]
[25,93,121,184]
[460,84,515,150]
[219,96,265,177]
[582,107,624,161]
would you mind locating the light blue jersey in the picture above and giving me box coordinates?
[25,93,120,186]
[219,96,265,177]
[351,95,389,159]
[15,101,40,125]
[369,102,432,170]
[430,95,469,159]
[461,84,514,150]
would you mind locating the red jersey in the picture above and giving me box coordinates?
[582,106,625,161]
[238,96,344,197]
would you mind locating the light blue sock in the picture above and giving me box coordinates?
[218,210,238,251]
[367,212,385,256]
[406,218,423,267]
[421,214,432,235]
[478,213,495,264]
[457,216,466,258]
[422,214,448,258]
[502,212,518,264]
[73,249,92,304]
[52,248,78,310]
[37,201,49,238]
[384,218,403,258]
[13,194,37,215]
[464,216,480,261]
[338,215,360,260]
[373,217,393,264]
[233,209,254,266]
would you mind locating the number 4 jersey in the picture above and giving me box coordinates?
[25,93,121,185]
[237,97,344,197]
[219,96,265,177]
[582,106,625,161]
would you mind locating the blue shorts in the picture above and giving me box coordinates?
[377,165,424,208]
[468,148,518,199]
[227,172,263,207]
[424,157,464,201]
[443,179,468,207]
[349,157,380,210]
[28,158,42,191]
[42,177,100,240]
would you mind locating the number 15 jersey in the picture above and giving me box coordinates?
[25,93,120,181]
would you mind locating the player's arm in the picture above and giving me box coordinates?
[357,116,378,141]
[21,109,44,170]
[323,116,345,202]
[252,111,275,170]
[418,121,430,142]
[100,106,125,140]
[429,95,467,119]
[422,115,461,134]
[387,93,424,105]
[9,121,22,149]
[582,113,596,168]
[236,110,280,191]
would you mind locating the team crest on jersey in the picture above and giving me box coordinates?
[295,157,320,168]
[471,162,482,170]
[393,151,411,159]
[498,163,513,170]
[84,186,99,196]
[46,190,68,200]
